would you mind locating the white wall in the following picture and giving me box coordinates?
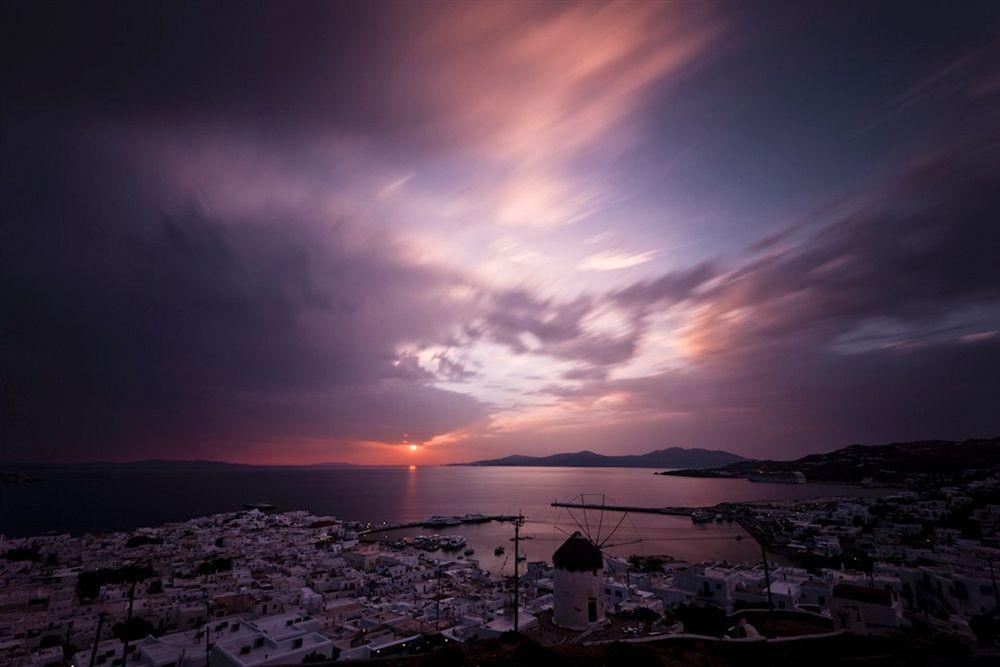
[553,568,604,630]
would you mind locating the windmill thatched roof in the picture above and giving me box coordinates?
[553,531,603,572]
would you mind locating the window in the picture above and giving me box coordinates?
[953,581,968,599]
[292,638,303,649]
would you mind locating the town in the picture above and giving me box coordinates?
[4,466,1000,666]
[0,460,1000,667]
[0,474,1000,667]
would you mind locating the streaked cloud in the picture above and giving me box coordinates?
[580,249,659,271]
[3,1,999,464]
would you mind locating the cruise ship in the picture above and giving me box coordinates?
[422,515,462,527]
[747,471,806,484]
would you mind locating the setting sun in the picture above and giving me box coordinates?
[409,444,418,452]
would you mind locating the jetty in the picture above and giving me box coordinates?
[550,501,694,517]
[357,514,520,536]
[550,500,789,555]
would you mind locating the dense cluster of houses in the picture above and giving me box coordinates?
[3,471,1000,665]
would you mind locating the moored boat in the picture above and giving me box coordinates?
[747,471,806,484]
[423,515,463,527]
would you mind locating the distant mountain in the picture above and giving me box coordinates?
[303,462,358,469]
[1,459,356,470]
[10,459,250,470]
[660,437,1000,484]
[456,447,746,469]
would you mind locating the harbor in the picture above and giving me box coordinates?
[357,513,522,536]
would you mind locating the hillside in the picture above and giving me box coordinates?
[457,447,745,469]
[660,437,1000,484]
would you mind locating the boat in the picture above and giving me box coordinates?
[440,535,467,551]
[243,502,276,512]
[461,513,490,524]
[494,546,505,556]
[691,511,713,524]
[747,471,806,484]
[423,515,462,527]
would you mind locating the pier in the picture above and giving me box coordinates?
[357,514,520,536]
[551,501,785,555]
[550,501,694,516]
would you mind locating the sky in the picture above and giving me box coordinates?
[2,1,1000,465]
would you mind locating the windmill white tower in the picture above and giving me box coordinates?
[551,494,642,629]
[553,531,605,628]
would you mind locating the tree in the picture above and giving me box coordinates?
[112,616,158,642]
[676,604,728,636]
[4,545,40,562]
[126,535,162,549]
[970,613,1000,645]
[612,607,661,626]
[302,647,339,662]
[76,565,157,601]
[196,557,232,576]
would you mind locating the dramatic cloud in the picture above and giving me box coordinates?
[1,131,488,462]
[495,139,1000,459]
[3,2,999,463]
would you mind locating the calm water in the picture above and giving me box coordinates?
[0,466,882,570]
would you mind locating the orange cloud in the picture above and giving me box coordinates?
[391,2,725,227]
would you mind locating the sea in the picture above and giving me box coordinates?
[0,465,885,576]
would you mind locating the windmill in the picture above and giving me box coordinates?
[549,494,644,629]
[552,493,644,554]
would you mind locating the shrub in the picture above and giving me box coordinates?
[676,604,728,636]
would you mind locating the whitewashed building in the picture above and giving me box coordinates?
[552,532,604,629]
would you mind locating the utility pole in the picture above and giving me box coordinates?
[88,612,107,667]
[760,540,774,612]
[205,600,212,666]
[63,620,74,663]
[435,568,442,631]
[988,553,1000,610]
[512,512,524,632]
[120,580,137,665]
